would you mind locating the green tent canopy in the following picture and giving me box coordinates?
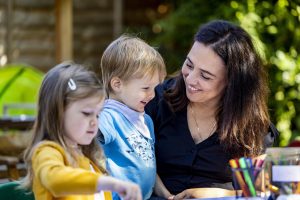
[0,64,44,118]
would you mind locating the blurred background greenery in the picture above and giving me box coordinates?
[126,0,300,146]
[0,64,43,117]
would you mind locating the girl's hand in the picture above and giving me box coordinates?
[114,180,142,200]
[97,175,142,200]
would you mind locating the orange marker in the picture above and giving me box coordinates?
[296,182,300,194]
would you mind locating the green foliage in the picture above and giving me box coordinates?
[150,0,236,73]
[149,0,300,146]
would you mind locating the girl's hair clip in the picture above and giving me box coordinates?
[68,78,77,90]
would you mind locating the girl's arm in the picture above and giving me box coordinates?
[32,142,142,199]
[33,144,101,196]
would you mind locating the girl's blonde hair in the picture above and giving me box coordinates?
[100,35,166,97]
[21,62,105,189]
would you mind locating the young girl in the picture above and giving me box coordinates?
[97,35,170,199]
[20,62,142,200]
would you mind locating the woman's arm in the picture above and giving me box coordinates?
[173,155,267,199]
[154,174,174,199]
[173,188,236,199]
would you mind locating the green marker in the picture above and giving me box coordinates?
[239,157,257,196]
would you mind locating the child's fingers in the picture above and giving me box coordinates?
[126,185,141,200]
[119,183,142,200]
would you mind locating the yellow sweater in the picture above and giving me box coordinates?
[32,141,112,200]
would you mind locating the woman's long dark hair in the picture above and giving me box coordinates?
[165,20,270,157]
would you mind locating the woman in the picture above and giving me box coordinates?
[146,20,279,199]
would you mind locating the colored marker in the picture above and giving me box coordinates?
[239,157,257,197]
[253,159,264,180]
[229,159,250,197]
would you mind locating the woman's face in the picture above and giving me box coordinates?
[182,42,227,106]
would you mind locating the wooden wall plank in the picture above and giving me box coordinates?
[55,0,73,62]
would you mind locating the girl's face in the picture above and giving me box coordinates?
[182,42,227,106]
[63,95,104,147]
[113,71,160,112]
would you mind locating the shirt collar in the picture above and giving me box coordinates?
[104,99,151,139]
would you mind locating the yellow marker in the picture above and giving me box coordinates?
[269,184,279,194]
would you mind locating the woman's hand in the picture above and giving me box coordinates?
[173,188,235,199]
[154,174,174,199]
[97,175,142,200]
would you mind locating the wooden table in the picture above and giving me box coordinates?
[0,117,34,181]
[0,117,34,131]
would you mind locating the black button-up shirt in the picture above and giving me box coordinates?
[145,79,279,194]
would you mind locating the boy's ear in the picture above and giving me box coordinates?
[110,77,122,92]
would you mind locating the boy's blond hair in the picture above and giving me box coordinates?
[100,35,166,96]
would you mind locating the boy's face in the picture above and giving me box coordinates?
[113,71,160,112]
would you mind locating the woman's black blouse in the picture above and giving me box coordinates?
[145,79,279,194]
